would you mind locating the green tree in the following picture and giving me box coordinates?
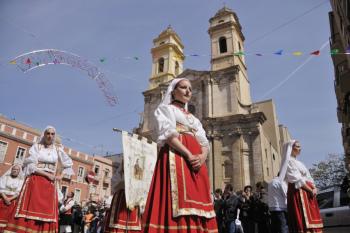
[309,154,347,190]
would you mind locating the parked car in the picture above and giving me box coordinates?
[317,185,350,233]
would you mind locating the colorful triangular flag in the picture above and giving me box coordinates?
[274,50,283,55]
[9,60,16,64]
[310,50,320,56]
[25,58,31,64]
[133,57,139,60]
[36,62,40,66]
[292,52,302,56]
[100,58,106,63]
[234,51,245,56]
[330,49,339,55]
[255,53,263,56]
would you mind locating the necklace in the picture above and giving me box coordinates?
[171,100,186,109]
[171,103,195,125]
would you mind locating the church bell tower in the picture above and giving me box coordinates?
[148,26,185,90]
[208,7,247,76]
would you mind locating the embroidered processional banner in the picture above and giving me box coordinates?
[122,131,157,213]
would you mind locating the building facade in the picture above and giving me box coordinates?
[329,0,350,172]
[90,156,113,202]
[0,114,113,204]
[138,7,291,191]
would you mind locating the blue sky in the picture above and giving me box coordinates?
[0,0,342,168]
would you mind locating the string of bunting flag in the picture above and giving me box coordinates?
[232,48,347,57]
[7,47,348,66]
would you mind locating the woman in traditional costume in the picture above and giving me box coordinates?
[4,126,74,233]
[59,191,75,233]
[142,78,217,233]
[104,160,141,233]
[279,140,323,233]
[0,164,25,232]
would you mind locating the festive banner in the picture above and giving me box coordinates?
[10,49,117,106]
[122,131,157,213]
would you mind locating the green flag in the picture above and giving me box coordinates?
[330,49,339,55]
[234,51,245,56]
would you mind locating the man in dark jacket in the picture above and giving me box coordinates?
[214,188,224,233]
[223,184,242,233]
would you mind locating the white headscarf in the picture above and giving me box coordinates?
[0,164,24,180]
[38,125,56,145]
[160,78,189,110]
[278,139,296,182]
[0,164,25,196]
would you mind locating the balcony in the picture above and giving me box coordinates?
[62,174,72,181]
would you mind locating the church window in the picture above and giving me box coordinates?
[238,41,242,51]
[273,153,275,160]
[219,37,227,53]
[223,161,233,179]
[175,61,179,76]
[218,19,224,23]
[158,58,164,73]
[14,147,26,163]
[0,141,8,163]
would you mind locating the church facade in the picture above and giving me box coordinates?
[137,7,291,191]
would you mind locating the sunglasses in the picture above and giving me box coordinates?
[45,132,55,135]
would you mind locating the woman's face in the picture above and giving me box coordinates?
[11,165,21,177]
[172,80,192,104]
[44,128,55,145]
[292,141,301,157]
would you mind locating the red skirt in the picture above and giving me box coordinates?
[4,174,59,233]
[0,196,17,231]
[104,189,141,233]
[142,134,217,233]
[287,182,323,233]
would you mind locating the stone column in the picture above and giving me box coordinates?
[231,135,242,191]
[251,133,264,186]
[212,135,223,190]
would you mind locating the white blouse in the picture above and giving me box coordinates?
[59,198,75,213]
[286,156,314,189]
[154,104,209,148]
[23,143,74,177]
[0,175,24,196]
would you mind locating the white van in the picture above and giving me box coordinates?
[317,186,350,233]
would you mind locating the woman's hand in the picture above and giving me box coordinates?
[187,153,200,170]
[47,173,56,181]
[312,188,318,196]
[55,174,63,182]
[190,153,207,171]
[3,196,11,205]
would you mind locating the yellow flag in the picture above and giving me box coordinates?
[9,60,16,64]
[293,52,302,56]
